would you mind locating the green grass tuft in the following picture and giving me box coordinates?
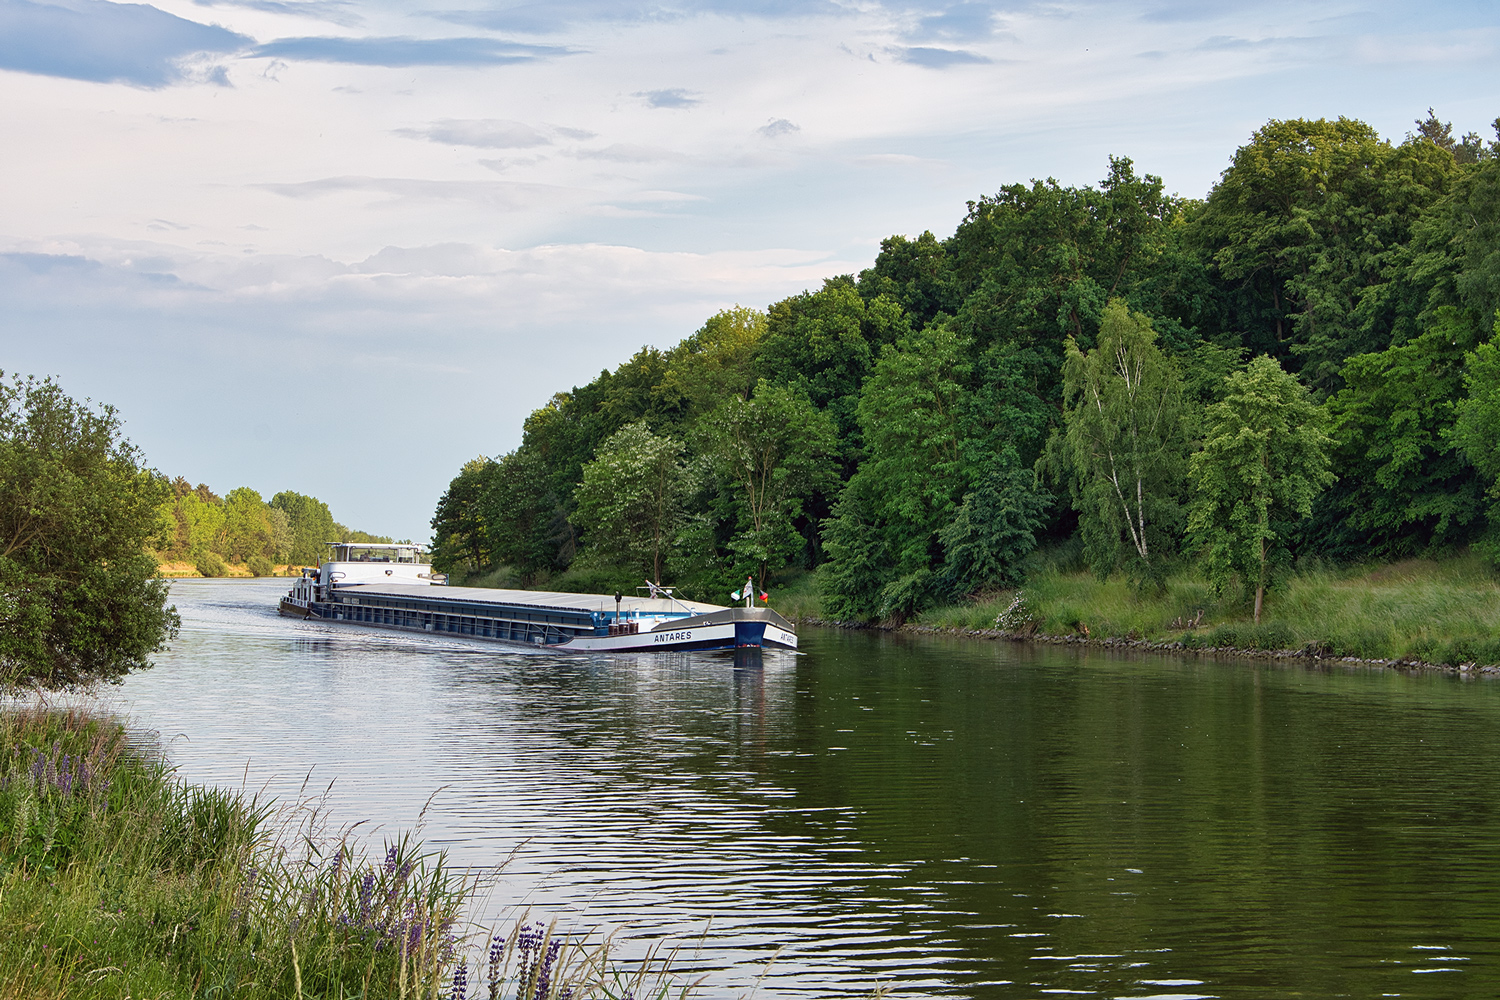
[913,554,1500,665]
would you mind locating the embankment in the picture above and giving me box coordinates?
[781,556,1500,676]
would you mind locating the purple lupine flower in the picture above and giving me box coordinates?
[358,871,376,925]
[404,918,425,957]
[533,939,561,1000]
[515,925,540,991]
[488,934,506,1000]
[384,845,400,875]
[450,961,468,1000]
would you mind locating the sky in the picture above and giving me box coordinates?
[1,0,1498,541]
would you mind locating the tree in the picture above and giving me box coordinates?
[0,373,179,688]
[1319,308,1486,558]
[819,320,1027,620]
[571,422,690,583]
[1187,356,1334,622]
[1450,315,1500,563]
[179,491,227,563]
[428,458,496,576]
[270,490,338,566]
[698,381,837,584]
[818,322,974,620]
[1192,117,1458,388]
[656,306,767,424]
[937,458,1051,596]
[757,278,906,448]
[222,487,274,563]
[481,446,570,582]
[1049,301,1189,586]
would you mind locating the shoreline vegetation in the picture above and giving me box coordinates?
[153,479,401,580]
[425,113,1500,675]
[155,561,303,579]
[0,701,694,999]
[768,554,1500,675]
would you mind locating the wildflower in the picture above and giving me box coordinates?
[358,872,376,926]
[451,961,468,1000]
[488,933,506,1000]
[534,939,561,1000]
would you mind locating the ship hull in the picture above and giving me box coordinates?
[280,587,796,652]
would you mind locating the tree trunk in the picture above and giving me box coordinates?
[1255,533,1265,624]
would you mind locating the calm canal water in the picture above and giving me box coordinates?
[115,578,1500,998]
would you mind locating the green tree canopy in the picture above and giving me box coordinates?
[271,490,339,566]
[698,381,838,583]
[1187,356,1334,622]
[656,306,767,424]
[571,422,691,583]
[1321,307,1486,557]
[821,321,1024,620]
[1050,301,1190,585]
[1194,117,1459,387]
[0,374,179,688]
[481,446,570,582]
[428,458,497,576]
[1451,315,1500,563]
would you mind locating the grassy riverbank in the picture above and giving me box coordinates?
[154,561,300,579]
[0,703,467,998]
[0,703,701,999]
[777,556,1500,668]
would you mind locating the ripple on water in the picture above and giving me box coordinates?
[113,579,1500,998]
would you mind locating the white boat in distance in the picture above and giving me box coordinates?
[278,543,797,652]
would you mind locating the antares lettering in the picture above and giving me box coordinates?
[655,631,694,642]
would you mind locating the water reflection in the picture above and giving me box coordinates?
[115,579,1500,998]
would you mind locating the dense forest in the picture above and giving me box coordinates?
[155,480,394,577]
[431,113,1500,622]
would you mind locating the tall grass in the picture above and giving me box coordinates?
[915,554,1500,665]
[0,703,697,999]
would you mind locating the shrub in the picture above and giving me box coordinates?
[194,551,229,577]
[247,555,275,577]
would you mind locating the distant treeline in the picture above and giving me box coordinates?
[431,112,1500,620]
[156,480,394,577]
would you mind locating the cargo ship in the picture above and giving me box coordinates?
[278,543,797,652]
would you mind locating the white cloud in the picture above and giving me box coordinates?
[3,0,1498,536]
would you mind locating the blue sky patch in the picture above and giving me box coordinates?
[0,0,249,86]
[252,34,570,66]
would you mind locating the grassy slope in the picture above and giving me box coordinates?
[781,556,1500,667]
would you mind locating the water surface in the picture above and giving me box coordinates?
[117,578,1500,998]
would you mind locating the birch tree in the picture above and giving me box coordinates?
[1052,301,1189,585]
